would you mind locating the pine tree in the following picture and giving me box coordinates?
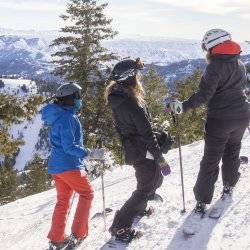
[50,0,118,143]
[0,92,43,204]
[168,70,206,145]
[0,93,25,156]
[0,93,43,156]
[0,158,18,205]
[143,66,168,124]
[24,155,51,196]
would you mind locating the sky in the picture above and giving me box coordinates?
[0,0,249,41]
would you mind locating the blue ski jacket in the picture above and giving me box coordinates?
[41,103,88,174]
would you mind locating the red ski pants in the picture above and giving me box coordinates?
[48,170,94,243]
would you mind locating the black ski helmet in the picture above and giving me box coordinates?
[110,58,144,84]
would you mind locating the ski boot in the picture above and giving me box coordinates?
[109,212,142,243]
[194,201,206,217]
[113,227,142,243]
[48,236,70,250]
[221,185,233,200]
[108,210,121,235]
[64,233,86,250]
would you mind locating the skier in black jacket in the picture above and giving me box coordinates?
[169,29,250,213]
[105,58,170,242]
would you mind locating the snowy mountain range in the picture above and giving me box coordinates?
[0,132,249,250]
[1,28,250,83]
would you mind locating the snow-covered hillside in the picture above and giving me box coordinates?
[0,132,249,250]
[0,78,44,171]
[0,78,37,96]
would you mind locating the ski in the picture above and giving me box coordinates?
[208,194,233,219]
[183,193,233,236]
[100,231,143,250]
[182,210,205,236]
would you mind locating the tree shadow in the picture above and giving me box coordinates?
[166,198,233,250]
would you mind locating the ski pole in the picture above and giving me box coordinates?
[101,160,107,231]
[172,112,186,213]
[66,192,76,225]
[96,134,107,231]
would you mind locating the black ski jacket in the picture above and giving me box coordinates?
[108,85,162,165]
[183,55,250,120]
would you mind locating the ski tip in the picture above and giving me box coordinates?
[180,209,187,214]
[183,230,195,237]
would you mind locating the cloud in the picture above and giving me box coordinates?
[0,0,66,12]
[149,0,250,17]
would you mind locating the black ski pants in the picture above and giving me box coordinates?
[194,117,249,204]
[113,159,163,229]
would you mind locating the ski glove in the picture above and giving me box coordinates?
[169,99,183,114]
[158,156,171,176]
[86,148,105,161]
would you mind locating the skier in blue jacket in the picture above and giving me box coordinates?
[42,83,94,250]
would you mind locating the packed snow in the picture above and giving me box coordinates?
[0,132,249,250]
[12,114,43,171]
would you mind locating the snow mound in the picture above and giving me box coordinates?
[0,78,37,97]
[0,132,249,249]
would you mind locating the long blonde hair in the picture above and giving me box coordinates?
[206,51,212,64]
[105,77,145,107]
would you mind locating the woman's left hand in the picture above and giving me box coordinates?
[169,99,183,114]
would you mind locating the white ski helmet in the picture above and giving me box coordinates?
[55,82,82,98]
[202,29,232,51]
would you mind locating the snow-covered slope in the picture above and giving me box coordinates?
[11,114,43,171]
[0,78,44,171]
[0,132,249,250]
[0,78,37,96]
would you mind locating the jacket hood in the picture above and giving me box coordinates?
[41,103,75,126]
[108,85,130,109]
[211,40,241,55]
